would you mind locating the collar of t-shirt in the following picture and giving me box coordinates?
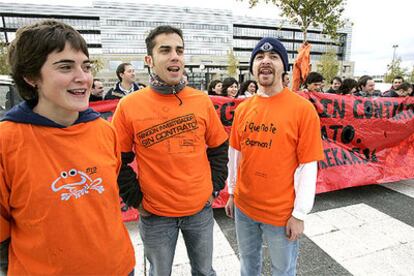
[257,88,286,98]
[118,83,136,94]
[257,90,270,97]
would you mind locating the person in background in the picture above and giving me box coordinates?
[337,78,358,95]
[282,72,290,88]
[0,19,135,275]
[104,62,139,99]
[382,82,412,97]
[89,78,104,101]
[388,76,405,92]
[222,77,239,98]
[354,75,381,97]
[326,76,342,94]
[303,72,324,92]
[112,25,229,276]
[382,76,405,96]
[208,79,223,96]
[239,80,258,97]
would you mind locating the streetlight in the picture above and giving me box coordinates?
[199,63,205,91]
[391,44,399,70]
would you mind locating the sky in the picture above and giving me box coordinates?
[1,0,413,76]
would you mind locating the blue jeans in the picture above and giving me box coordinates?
[138,203,216,276]
[235,207,298,276]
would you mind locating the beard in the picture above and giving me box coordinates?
[257,73,276,87]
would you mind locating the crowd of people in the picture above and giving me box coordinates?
[301,72,413,97]
[87,53,413,102]
[208,78,259,98]
[1,17,412,276]
[206,72,413,99]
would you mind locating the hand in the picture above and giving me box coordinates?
[208,195,214,205]
[225,195,234,218]
[138,204,151,218]
[285,216,304,241]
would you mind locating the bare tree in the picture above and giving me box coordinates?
[317,47,339,83]
[227,49,239,78]
[0,40,10,75]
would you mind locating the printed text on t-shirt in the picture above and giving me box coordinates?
[137,114,199,148]
[243,121,277,149]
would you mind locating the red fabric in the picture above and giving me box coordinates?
[90,93,414,213]
[292,42,311,92]
[89,99,119,113]
[299,91,414,193]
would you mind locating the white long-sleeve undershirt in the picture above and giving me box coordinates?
[227,146,317,221]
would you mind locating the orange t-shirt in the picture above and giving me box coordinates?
[230,88,324,226]
[0,119,135,275]
[112,86,228,217]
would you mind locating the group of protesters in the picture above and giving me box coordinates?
[2,18,372,276]
[299,72,413,98]
[89,53,413,104]
[206,71,413,100]
[207,78,259,99]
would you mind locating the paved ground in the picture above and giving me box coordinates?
[127,179,414,275]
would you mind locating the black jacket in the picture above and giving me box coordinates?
[104,82,140,100]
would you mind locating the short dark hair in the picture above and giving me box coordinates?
[116,63,132,82]
[397,82,412,91]
[393,76,404,82]
[337,78,357,95]
[331,76,342,84]
[357,75,373,91]
[92,78,101,89]
[222,77,239,98]
[304,72,324,88]
[207,79,222,95]
[8,19,88,102]
[145,25,184,56]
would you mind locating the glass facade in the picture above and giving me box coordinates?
[0,0,353,83]
[233,19,350,67]
[2,16,99,31]
[105,19,228,32]
[0,14,101,52]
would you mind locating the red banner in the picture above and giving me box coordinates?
[300,92,414,193]
[90,92,414,215]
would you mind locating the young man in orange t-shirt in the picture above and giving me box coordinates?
[112,25,228,275]
[225,37,324,276]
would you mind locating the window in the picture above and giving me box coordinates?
[131,60,144,70]
[109,61,122,70]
